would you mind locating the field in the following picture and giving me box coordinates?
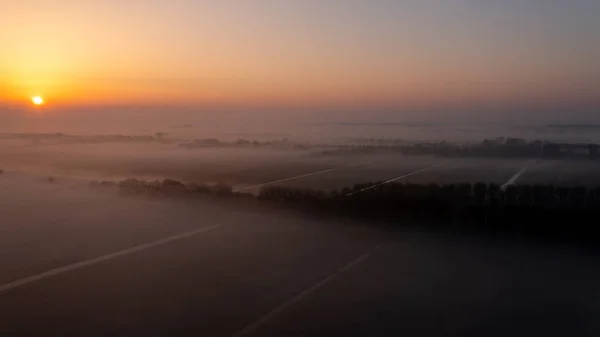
[3,139,600,192]
[2,138,600,335]
[2,166,600,336]
[3,139,600,194]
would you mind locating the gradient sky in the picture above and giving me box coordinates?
[1,0,599,119]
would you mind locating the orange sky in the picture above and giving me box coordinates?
[1,1,599,113]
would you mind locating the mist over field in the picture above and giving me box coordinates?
[3,113,600,190]
[2,0,600,334]
[3,108,600,144]
[2,102,600,337]
[2,131,600,335]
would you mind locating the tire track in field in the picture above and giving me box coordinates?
[233,162,369,192]
[501,160,537,189]
[0,224,223,294]
[346,163,443,196]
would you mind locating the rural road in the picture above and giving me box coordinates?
[1,176,599,336]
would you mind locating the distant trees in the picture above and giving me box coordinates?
[211,183,234,197]
[313,138,600,161]
[179,138,222,148]
[234,138,251,146]
[154,132,168,140]
[89,180,116,188]
[109,178,236,199]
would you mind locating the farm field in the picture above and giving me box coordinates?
[237,157,600,192]
[2,140,600,193]
[2,172,599,336]
[2,139,600,337]
[238,155,436,192]
[517,160,600,187]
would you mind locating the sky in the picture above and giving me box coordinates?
[1,0,599,121]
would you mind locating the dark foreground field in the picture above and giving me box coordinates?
[1,173,599,337]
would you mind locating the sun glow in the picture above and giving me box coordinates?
[32,96,44,105]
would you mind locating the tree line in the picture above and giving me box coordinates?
[94,178,600,244]
[259,182,600,243]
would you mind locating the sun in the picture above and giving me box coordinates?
[32,96,44,105]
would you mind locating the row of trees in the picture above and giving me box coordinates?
[258,182,600,243]
[92,179,237,198]
[315,139,600,161]
[179,137,310,150]
[8,132,173,143]
[95,177,600,243]
[337,182,600,208]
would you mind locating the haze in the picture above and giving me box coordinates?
[2,2,600,336]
